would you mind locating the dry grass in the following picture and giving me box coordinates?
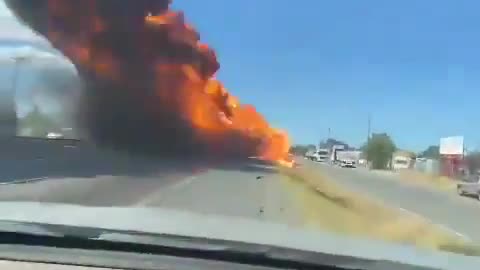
[396,170,456,191]
[278,166,480,255]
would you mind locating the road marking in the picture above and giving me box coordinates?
[164,175,197,191]
[398,207,471,241]
[64,145,77,148]
[134,175,197,207]
[0,177,48,185]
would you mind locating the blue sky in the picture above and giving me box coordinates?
[2,1,480,151]
[172,0,480,151]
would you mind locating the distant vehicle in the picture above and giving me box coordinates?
[304,149,329,162]
[330,144,346,163]
[392,156,411,171]
[304,150,316,160]
[46,132,64,139]
[340,159,356,168]
[335,150,361,167]
[457,175,480,200]
[313,149,329,163]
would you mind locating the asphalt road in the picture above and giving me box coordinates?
[0,138,303,227]
[5,138,479,244]
[310,161,480,243]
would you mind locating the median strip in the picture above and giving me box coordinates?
[395,169,457,192]
[278,166,480,256]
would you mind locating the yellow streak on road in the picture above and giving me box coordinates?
[277,166,476,255]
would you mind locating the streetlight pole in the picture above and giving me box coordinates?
[11,55,30,92]
[10,55,30,137]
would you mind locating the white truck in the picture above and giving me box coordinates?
[305,148,329,162]
[304,150,316,160]
[336,150,361,168]
[330,145,346,165]
[313,149,329,163]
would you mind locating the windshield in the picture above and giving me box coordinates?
[2,0,480,264]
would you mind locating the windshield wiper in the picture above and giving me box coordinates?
[0,220,443,270]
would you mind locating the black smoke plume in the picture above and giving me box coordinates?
[5,0,262,159]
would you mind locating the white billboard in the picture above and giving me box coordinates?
[336,151,362,161]
[440,136,464,155]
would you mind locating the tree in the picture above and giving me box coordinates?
[290,144,316,156]
[306,144,316,151]
[363,133,396,170]
[419,145,440,159]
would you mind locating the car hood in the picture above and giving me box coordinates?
[0,201,477,269]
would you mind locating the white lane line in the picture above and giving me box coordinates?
[398,207,471,241]
[0,177,48,185]
[165,175,197,191]
[134,176,197,207]
[64,145,77,148]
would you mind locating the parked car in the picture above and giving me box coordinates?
[340,159,356,168]
[457,174,480,200]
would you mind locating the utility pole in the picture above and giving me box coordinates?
[328,127,331,140]
[11,55,30,99]
[367,113,371,143]
[0,55,29,137]
[11,55,30,136]
[366,113,372,169]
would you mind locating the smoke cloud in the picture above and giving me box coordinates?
[5,0,290,162]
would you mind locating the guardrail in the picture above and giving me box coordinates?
[0,137,87,183]
[0,136,267,183]
[0,136,195,183]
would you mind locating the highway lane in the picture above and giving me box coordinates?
[309,162,480,243]
[12,137,479,242]
[0,141,303,227]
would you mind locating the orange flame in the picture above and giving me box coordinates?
[40,0,291,165]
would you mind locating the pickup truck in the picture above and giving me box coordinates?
[457,175,480,200]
